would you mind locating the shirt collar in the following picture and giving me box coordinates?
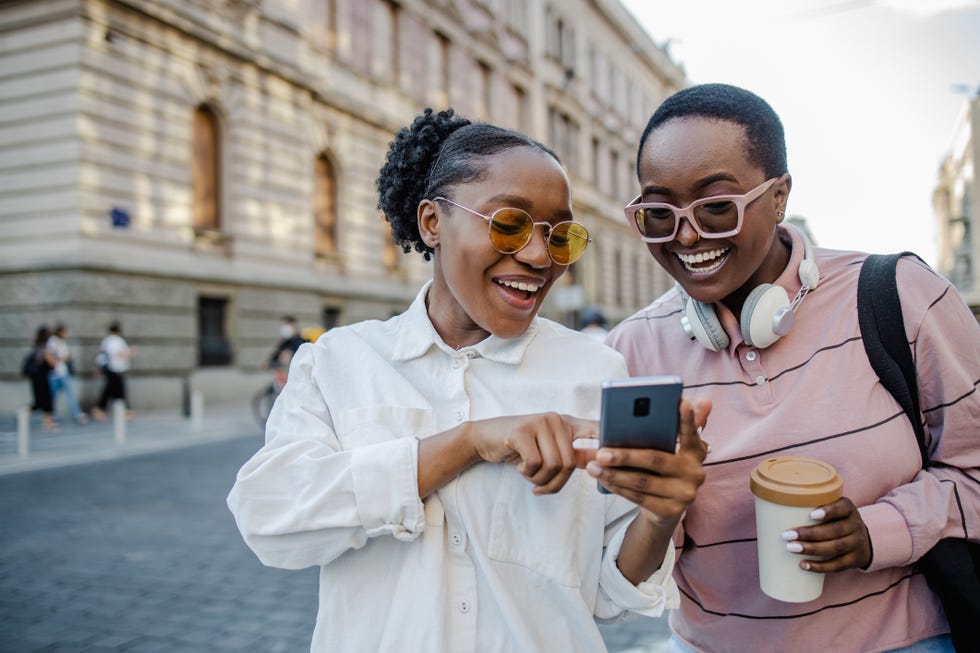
[392,280,540,365]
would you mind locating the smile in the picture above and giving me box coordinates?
[496,279,541,293]
[676,247,729,274]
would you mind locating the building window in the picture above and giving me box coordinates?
[198,296,233,366]
[322,306,341,330]
[374,0,400,84]
[613,248,624,307]
[478,61,492,121]
[192,104,221,233]
[546,9,575,70]
[350,0,372,73]
[310,0,337,51]
[591,136,601,187]
[431,31,451,107]
[314,154,338,257]
[549,107,578,176]
[610,148,620,198]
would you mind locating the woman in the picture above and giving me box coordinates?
[27,324,57,431]
[91,321,132,421]
[607,84,979,652]
[46,323,88,425]
[227,108,709,652]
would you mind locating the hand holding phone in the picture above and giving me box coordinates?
[597,375,683,494]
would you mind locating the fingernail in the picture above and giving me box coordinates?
[801,561,812,571]
[786,542,803,553]
[596,450,613,464]
[810,508,826,520]
[586,461,602,476]
[781,530,798,541]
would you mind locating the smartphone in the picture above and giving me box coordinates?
[597,375,683,494]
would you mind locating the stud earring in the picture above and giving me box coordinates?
[776,211,785,218]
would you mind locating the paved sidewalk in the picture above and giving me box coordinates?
[0,404,670,652]
[0,402,262,476]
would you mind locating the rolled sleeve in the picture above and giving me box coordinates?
[597,521,679,619]
[351,437,426,540]
[859,501,914,572]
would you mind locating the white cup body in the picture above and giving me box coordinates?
[753,496,825,602]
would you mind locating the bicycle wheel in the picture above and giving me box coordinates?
[251,384,276,428]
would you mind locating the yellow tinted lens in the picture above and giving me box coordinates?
[548,222,589,265]
[488,209,533,252]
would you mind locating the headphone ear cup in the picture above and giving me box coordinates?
[740,284,792,348]
[798,259,820,289]
[683,299,730,352]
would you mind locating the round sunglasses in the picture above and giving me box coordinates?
[434,197,591,265]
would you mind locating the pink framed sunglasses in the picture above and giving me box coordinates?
[624,178,779,243]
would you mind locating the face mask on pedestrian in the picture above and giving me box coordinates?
[280,324,295,339]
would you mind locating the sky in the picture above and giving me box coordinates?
[619,0,980,267]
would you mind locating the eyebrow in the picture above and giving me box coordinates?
[642,173,740,198]
[483,194,574,220]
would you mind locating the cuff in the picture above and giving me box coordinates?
[599,521,679,618]
[351,437,425,541]
[859,501,913,572]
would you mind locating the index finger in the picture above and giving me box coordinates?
[562,415,599,469]
[677,397,711,459]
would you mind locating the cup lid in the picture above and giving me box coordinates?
[750,456,843,507]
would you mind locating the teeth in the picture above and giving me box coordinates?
[677,248,727,265]
[499,280,540,292]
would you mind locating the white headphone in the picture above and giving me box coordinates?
[680,224,820,351]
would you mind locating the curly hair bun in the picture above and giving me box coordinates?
[376,108,471,259]
[376,108,559,261]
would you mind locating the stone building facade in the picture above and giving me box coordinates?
[934,92,980,318]
[0,0,684,412]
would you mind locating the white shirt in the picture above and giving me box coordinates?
[46,334,70,377]
[100,334,130,373]
[227,282,678,653]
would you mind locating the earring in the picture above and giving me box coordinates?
[776,211,785,218]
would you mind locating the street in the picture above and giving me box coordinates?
[0,433,669,652]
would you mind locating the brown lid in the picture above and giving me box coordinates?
[750,456,843,507]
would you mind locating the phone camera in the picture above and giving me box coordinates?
[633,397,651,417]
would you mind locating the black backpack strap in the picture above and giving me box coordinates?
[857,253,928,467]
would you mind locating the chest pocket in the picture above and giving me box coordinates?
[486,468,601,588]
[334,405,435,450]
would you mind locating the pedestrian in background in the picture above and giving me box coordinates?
[46,323,88,425]
[24,324,57,431]
[91,321,132,421]
[579,306,609,341]
[228,108,710,652]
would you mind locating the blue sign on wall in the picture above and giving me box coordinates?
[110,207,130,228]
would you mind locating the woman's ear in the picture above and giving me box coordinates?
[418,199,440,249]
[774,173,792,220]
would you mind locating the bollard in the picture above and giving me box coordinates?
[112,399,127,446]
[190,390,204,432]
[17,405,30,459]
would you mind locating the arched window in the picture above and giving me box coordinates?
[314,154,338,257]
[192,105,221,232]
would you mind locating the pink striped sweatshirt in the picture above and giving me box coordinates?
[606,227,980,653]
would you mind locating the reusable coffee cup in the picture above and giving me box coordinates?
[749,456,843,603]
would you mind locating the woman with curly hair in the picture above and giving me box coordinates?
[228,108,710,652]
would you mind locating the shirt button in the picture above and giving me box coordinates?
[756,375,766,385]
[459,601,470,613]
[465,351,476,358]
[745,351,757,361]
[455,410,464,421]
[451,533,462,546]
